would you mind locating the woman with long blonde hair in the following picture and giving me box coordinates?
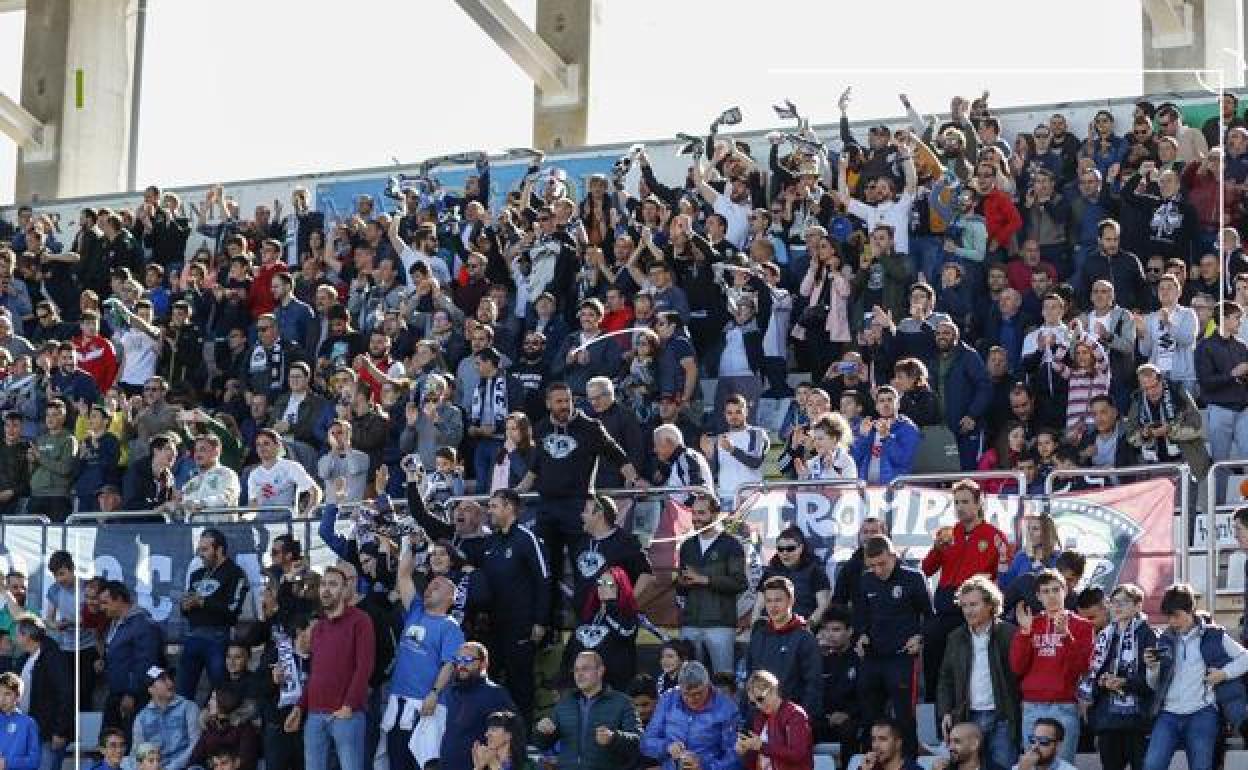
[1001,513,1061,589]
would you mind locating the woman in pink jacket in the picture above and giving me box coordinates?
[792,235,851,379]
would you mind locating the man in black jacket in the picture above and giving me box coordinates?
[1080,220,1147,312]
[0,412,30,516]
[1195,300,1248,463]
[817,608,861,765]
[517,382,641,627]
[476,489,552,722]
[586,377,645,490]
[853,535,933,757]
[15,616,73,770]
[177,528,248,700]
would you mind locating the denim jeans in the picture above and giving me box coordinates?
[1143,705,1219,770]
[969,710,1017,770]
[472,437,503,491]
[304,710,367,770]
[911,235,945,285]
[1021,701,1080,763]
[38,742,66,770]
[1207,404,1248,463]
[176,628,228,700]
[680,626,736,675]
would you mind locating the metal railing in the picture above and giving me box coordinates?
[1204,461,1248,613]
[441,485,713,510]
[1046,462,1192,592]
[185,506,296,522]
[65,509,174,525]
[733,478,867,511]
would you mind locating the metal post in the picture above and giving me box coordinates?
[125,0,146,191]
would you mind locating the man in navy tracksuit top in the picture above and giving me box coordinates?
[852,535,933,758]
[475,488,552,723]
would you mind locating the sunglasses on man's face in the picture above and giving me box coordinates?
[1028,735,1057,747]
[451,655,481,665]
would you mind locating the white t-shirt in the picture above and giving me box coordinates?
[116,328,160,386]
[847,191,915,254]
[713,195,751,250]
[248,458,316,508]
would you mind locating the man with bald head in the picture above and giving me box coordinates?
[386,552,465,770]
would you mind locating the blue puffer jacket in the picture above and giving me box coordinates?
[641,689,741,770]
[850,414,921,484]
[0,710,40,770]
[103,606,161,697]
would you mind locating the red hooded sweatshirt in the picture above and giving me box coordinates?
[1008,609,1094,702]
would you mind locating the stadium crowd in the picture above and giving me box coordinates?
[0,87,1245,770]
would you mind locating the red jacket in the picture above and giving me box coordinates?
[248,261,289,318]
[744,700,813,770]
[1008,610,1094,702]
[921,519,1011,590]
[981,189,1023,249]
[72,333,118,393]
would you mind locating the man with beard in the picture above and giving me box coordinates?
[439,642,514,770]
[932,321,991,470]
[516,382,642,627]
[283,567,374,770]
[932,723,988,770]
[1080,220,1147,312]
[510,331,550,421]
[571,494,653,622]
[271,272,314,353]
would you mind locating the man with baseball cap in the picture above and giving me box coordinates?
[131,666,201,770]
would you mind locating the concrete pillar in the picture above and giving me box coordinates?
[1142,0,1245,96]
[16,0,138,202]
[532,0,590,151]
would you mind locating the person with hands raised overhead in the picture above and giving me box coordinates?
[1008,569,1094,764]
[384,547,463,770]
[534,651,642,770]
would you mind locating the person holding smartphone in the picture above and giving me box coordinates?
[1142,583,1248,770]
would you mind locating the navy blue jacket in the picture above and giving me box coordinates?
[440,676,515,770]
[853,563,934,658]
[104,606,161,697]
[936,342,992,434]
[474,522,551,629]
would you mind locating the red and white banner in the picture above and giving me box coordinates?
[631,478,1178,621]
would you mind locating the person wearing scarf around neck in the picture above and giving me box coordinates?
[1124,362,1211,477]
[1077,584,1156,770]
